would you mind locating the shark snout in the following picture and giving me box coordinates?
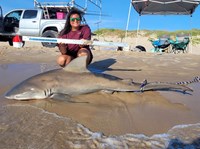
[4,94,14,99]
[4,87,49,100]
[4,90,15,99]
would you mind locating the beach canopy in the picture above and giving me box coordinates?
[131,0,200,15]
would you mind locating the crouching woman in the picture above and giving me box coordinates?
[57,10,93,67]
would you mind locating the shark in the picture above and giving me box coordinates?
[5,56,193,101]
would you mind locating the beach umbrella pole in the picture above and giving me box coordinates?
[125,0,132,41]
[135,15,140,46]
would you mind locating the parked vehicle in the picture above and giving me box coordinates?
[0,8,68,47]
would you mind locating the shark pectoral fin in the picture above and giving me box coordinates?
[50,94,89,104]
[50,93,72,102]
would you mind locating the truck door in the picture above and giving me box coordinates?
[2,10,23,33]
[0,6,3,32]
[19,10,40,36]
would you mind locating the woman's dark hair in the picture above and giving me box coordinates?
[59,9,82,36]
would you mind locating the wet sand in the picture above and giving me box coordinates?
[1,41,200,148]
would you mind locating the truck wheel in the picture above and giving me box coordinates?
[8,39,25,47]
[42,30,58,48]
[8,39,13,46]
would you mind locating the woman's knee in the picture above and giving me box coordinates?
[77,48,89,57]
[57,55,66,66]
[57,55,75,67]
[77,48,93,65]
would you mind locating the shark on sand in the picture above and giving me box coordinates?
[5,56,193,101]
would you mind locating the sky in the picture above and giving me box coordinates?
[1,0,200,32]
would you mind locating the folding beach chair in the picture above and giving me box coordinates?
[169,34,190,54]
[149,35,171,53]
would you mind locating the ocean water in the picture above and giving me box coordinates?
[0,63,200,148]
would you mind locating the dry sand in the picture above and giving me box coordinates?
[1,38,200,138]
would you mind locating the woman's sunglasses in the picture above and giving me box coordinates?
[70,17,81,22]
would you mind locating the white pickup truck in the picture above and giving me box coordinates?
[0,7,66,47]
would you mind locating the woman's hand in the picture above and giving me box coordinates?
[79,39,93,48]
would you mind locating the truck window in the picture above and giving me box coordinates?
[4,10,23,32]
[23,10,38,19]
[6,10,22,20]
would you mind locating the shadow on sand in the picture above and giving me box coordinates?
[89,58,141,73]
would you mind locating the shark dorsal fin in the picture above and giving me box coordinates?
[63,56,90,73]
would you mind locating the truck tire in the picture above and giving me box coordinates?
[42,30,58,48]
[8,39,25,47]
[8,39,13,46]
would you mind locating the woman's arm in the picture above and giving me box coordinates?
[58,34,68,55]
[82,25,91,40]
[80,25,92,48]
